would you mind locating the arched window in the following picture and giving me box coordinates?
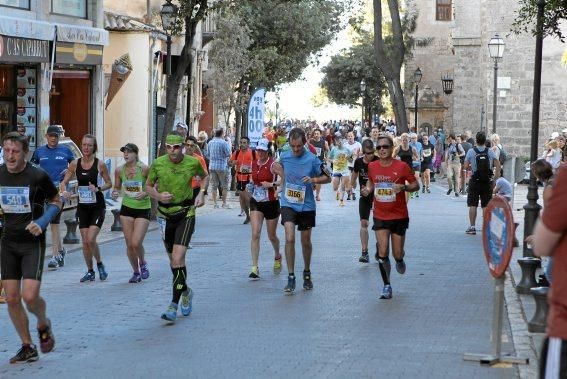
[436,0,452,21]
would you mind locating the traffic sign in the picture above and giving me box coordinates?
[482,195,515,278]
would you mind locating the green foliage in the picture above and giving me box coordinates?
[512,0,567,42]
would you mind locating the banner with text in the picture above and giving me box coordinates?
[247,88,265,147]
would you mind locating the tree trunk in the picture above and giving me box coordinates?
[387,78,408,133]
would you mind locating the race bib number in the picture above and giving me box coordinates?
[157,217,166,240]
[285,183,306,204]
[78,186,96,204]
[252,186,268,202]
[423,148,432,157]
[0,186,31,214]
[315,147,322,156]
[374,182,396,203]
[123,180,143,198]
[240,164,252,174]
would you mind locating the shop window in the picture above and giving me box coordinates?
[436,0,452,21]
[51,0,87,18]
[0,0,30,10]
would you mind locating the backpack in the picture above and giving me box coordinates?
[497,145,508,166]
[472,147,492,182]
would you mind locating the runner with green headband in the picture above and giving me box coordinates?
[146,132,208,323]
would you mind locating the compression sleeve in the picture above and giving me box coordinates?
[34,203,60,230]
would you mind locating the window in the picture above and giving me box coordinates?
[436,0,452,21]
[51,0,87,18]
[0,0,30,9]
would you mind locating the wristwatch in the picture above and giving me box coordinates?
[401,185,407,192]
[272,183,277,187]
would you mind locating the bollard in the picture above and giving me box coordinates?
[516,257,541,294]
[528,286,549,333]
[63,218,80,244]
[111,209,122,231]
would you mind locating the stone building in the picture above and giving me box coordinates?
[408,0,567,157]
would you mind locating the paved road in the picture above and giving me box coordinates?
[0,183,519,378]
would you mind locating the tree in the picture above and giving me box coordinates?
[512,0,567,41]
[372,0,418,133]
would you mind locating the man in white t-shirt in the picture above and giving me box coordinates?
[344,131,362,200]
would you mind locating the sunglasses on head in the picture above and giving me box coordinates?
[376,145,391,150]
[165,143,182,150]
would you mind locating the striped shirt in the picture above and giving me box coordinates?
[207,137,231,171]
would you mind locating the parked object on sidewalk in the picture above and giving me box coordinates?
[110,208,122,231]
[62,218,80,244]
[516,257,541,294]
[528,286,549,333]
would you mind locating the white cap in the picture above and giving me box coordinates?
[551,131,560,139]
[256,138,269,151]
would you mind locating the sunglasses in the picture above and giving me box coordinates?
[363,151,375,155]
[376,145,391,150]
[165,144,182,150]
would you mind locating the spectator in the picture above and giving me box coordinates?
[197,131,208,159]
[543,139,562,171]
[207,128,232,208]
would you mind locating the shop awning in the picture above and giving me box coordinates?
[56,24,109,46]
[0,15,55,41]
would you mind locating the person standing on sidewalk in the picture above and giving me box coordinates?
[230,136,254,224]
[462,131,501,235]
[30,125,74,271]
[247,138,282,279]
[145,132,208,323]
[457,135,472,195]
[533,164,567,378]
[362,134,419,300]
[1,132,60,363]
[111,143,151,283]
[207,128,231,209]
[272,128,331,293]
[444,134,465,197]
[60,134,112,282]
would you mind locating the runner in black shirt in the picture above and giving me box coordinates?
[0,132,61,363]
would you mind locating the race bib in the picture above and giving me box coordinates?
[252,185,268,202]
[240,164,252,174]
[157,217,166,240]
[0,186,31,214]
[123,180,143,198]
[423,148,432,157]
[78,186,96,204]
[374,182,396,203]
[285,183,306,204]
[315,147,322,156]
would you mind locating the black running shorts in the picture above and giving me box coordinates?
[158,212,196,254]
[280,206,316,231]
[120,205,151,220]
[76,206,105,229]
[250,199,280,220]
[1,237,46,281]
[358,193,373,221]
[372,217,409,236]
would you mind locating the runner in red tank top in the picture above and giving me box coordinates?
[247,139,282,279]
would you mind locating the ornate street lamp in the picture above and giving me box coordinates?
[414,67,422,132]
[360,79,366,126]
[441,74,454,95]
[488,34,505,133]
[160,0,179,76]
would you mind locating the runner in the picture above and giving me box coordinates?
[309,129,329,201]
[351,139,378,263]
[420,134,435,194]
[111,143,151,283]
[61,134,112,282]
[145,132,208,323]
[247,138,282,279]
[344,131,362,200]
[272,128,331,293]
[393,133,419,200]
[0,132,60,363]
[362,134,419,299]
[30,125,74,270]
[327,135,351,206]
[230,137,254,224]
[409,133,423,197]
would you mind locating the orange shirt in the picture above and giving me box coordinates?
[191,154,208,188]
[230,149,255,182]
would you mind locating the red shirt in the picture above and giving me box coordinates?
[306,142,317,155]
[542,164,567,339]
[190,154,208,189]
[230,149,254,182]
[251,157,277,201]
[367,159,416,220]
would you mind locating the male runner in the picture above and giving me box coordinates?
[230,136,254,224]
[362,135,419,299]
[309,129,329,201]
[146,132,208,322]
[351,139,378,263]
[30,125,74,270]
[1,132,61,363]
[272,128,331,293]
[344,131,362,200]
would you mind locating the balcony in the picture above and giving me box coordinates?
[201,13,216,46]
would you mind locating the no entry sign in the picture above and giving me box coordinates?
[482,195,515,278]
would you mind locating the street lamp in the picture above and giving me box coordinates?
[360,79,366,127]
[160,0,179,76]
[414,67,422,133]
[441,74,453,95]
[488,34,505,133]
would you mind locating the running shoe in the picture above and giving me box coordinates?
[55,253,65,268]
[347,194,351,200]
[446,189,452,195]
[9,344,38,364]
[80,271,95,282]
[335,191,339,200]
[303,271,313,290]
[415,192,419,198]
[359,252,369,263]
[454,192,459,198]
[243,216,250,225]
[465,226,477,235]
[352,192,356,201]
[238,210,245,217]
[283,275,296,293]
[396,259,406,275]
[214,204,220,209]
[129,273,141,283]
[97,264,108,281]
[426,187,431,193]
[379,284,393,300]
[339,200,345,207]
[422,186,425,194]
[47,257,59,270]
[161,302,178,323]
[273,257,282,274]
[37,319,55,354]
[221,203,232,209]
[249,266,260,280]
[180,288,194,316]
[140,263,150,280]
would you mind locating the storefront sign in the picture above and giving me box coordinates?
[57,24,108,46]
[56,42,102,65]
[0,35,50,63]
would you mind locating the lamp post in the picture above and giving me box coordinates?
[160,0,178,77]
[414,67,422,133]
[488,34,505,134]
[360,79,366,127]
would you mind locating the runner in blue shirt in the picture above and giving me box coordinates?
[30,125,74,270]
[272,128,331,293]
